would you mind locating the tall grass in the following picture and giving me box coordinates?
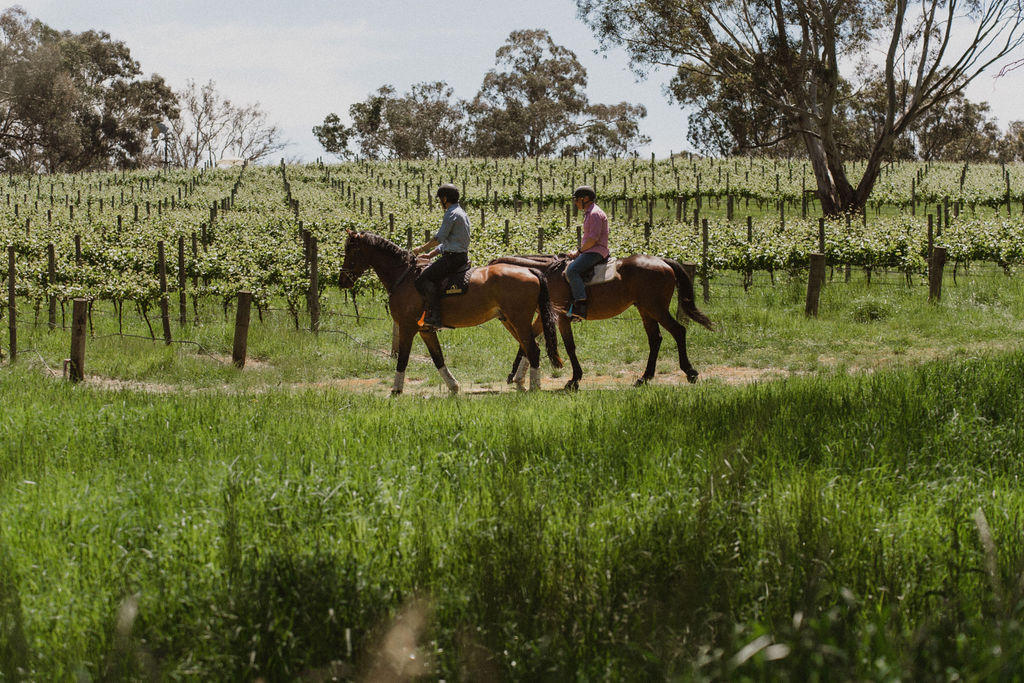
[3,351,1024,679]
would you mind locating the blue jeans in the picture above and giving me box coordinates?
[565,251,604,302]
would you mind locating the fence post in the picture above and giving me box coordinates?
[7,246,15,361]
[701,219,710,303]
[929,247,947,302]
[69,298,87,382]
[177,236,187,325]
[538,226,544,252]
[309,235,320,333]
[233,291,252,367]
[47,243,56,330]
[156,241,172,344]
[805,253,826,317]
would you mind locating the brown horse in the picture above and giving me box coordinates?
[490,254,713,390]
[339,231,562,395]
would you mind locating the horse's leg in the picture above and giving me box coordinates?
[646,305,699,383]
[501,315,542,391]
[635,311,662,387]
[507,348,525,385]
[392,323,417,395]
[500,319,532,391]
[558,315,583,391]
[419,329,459,394]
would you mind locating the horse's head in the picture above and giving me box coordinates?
[339,230,370,289]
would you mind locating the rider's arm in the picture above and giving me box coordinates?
[413,239,439,256]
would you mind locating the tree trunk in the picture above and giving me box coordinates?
[802,121,857,216]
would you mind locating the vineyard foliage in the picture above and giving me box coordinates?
[2,156,1024,312]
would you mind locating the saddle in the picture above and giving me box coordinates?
[577,256,618,286]
[441,264,473,296]
[413,256,474,296]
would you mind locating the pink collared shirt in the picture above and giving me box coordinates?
[581,204,610,258]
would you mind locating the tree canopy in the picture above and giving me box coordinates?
[576,0,1024,214]
[315,29,649,160]
[0,7,178,173]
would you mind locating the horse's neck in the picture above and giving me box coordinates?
[369,250,411,290]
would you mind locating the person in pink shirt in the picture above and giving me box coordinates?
[565,185,609,320]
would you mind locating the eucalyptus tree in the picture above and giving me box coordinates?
[0,7,177,172]
[316,81,467,159]
[468,29,649,157]
[577,0,1024,214]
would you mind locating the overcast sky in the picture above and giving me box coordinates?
[10,0,1024,162]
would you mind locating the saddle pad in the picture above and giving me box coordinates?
[584,257,618,285]
[442,266,474,296]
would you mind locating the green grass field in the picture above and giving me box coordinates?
[2,265,1024,680]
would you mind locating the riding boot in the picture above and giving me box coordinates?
[571,299,587,321]
[421,281,443,327]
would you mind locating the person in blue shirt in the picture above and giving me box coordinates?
[412,184,471,328]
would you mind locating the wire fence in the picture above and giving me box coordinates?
[1,258,1016,369]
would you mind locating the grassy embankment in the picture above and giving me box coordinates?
[2,350,1024,679]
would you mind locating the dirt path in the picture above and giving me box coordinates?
[79,363,791,397]
[67,341,1018,397]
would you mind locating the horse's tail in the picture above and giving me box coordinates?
[663,258,714,331]
[531,268,564,368]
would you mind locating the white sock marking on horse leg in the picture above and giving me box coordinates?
[391,371,405,394]
[513,357,528,390]
[529,367,541,391]
[439,366,460,394]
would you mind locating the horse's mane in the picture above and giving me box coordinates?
[351,232,416,267]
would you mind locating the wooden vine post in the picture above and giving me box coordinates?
[177,236,187,325]
[701,219,710,303]
[929,247,947,302]
[157,241,172,344]
[68,298,87,382]
[232,291,252,368]
[308,234,320,333]
[805,253,826,317]
[7,246,14,361]
[47,243,56,330]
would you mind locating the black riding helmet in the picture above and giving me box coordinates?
[572,185,596,201]
[436,183,460,203]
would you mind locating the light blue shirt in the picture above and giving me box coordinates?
[434,203,471,253]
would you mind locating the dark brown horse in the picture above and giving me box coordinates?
[339,231,562,394]
[490,254,713,390]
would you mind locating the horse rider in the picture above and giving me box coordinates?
[412,183,471,328]
[565,185,609,321]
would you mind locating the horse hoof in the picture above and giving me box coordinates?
[634,377,650,387]
[685,369,699,384]
[506,373,516,384]
[563,379,579,391]
[390,389,402,397]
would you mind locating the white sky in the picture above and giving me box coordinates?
[10,0,1024,162]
